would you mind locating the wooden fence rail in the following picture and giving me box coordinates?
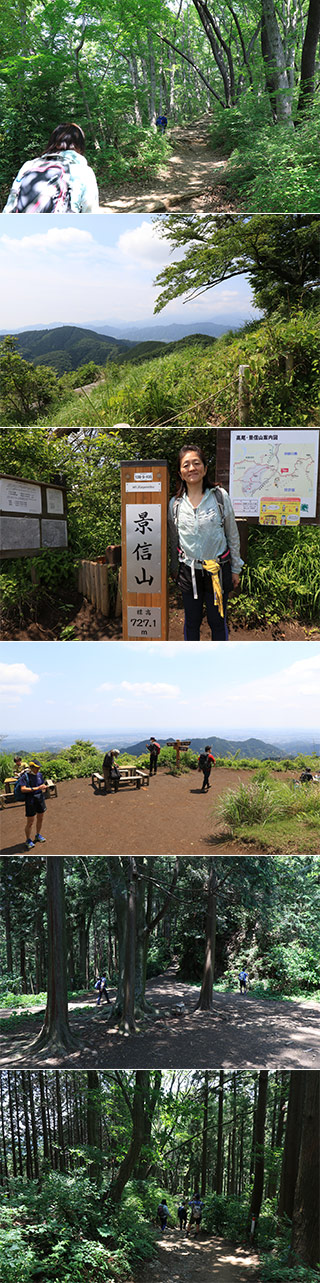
[78,560,122,618]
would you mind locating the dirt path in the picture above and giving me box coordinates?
[0,767,294,856]
[1,971,319,1069]
[138,1231,260,1283]
[99,117,236,213]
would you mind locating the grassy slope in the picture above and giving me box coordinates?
[42,313,320,428]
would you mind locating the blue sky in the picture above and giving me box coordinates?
[0,215,254,331]
[1,641,319,742]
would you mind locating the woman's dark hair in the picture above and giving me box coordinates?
[175,443,213,497]
[44,123,86,156]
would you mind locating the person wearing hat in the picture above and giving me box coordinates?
[4,754,28,794]
[102,749,120,794]
[19,760,47,849]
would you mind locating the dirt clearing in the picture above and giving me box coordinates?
[0,767,295,856]
[1,971,319,1070]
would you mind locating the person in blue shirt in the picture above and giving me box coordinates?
[156,115,168,135]
[20,760,47,850]
[187,1192,204,1237]
[178,1200,188,1230]
[94,975,111,1006]
[157,1199,169,1232]
[168,443,243,640]
[239,967,248,994]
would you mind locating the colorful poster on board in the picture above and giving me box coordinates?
[259,498,301,525]
[229,430,319,517]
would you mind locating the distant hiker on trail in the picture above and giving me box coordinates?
[168,443,243,641]
[103,749,120,794]
[239,968,248,994]
[156,114,168,135]
[157,1199,169,1233]
[187,1192,204,1237]
[300,766,314,783]
[178,1200,188,1230]
[19,760,47,850]
[94,975,111,1006]
[198,746,216,793]
[146,737,161,776]
[3,122,99,213]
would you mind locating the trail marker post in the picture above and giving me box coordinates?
[167,739,191,768]
[121,459,169,640]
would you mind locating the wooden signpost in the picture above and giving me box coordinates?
[0,473,68,557]
[167,739,191,768]
[121,459,169,640]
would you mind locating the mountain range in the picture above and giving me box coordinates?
[0,323,217,375]
[3,734,318,759]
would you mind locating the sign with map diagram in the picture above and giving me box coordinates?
[229,431,319,518]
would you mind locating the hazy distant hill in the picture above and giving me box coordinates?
[0,326,135,375]
[93,321,233,341]
[0,324,216,375]
[114,736,305,760]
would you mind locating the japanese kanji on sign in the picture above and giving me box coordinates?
[120,460,169,640]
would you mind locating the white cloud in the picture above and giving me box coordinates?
[0,662,39,704]
[0,229,94,253]
[98,683,116,692]
[121,681,180,697]
[117,220,169,266]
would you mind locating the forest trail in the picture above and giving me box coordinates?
[99,116,236,212]
[1,970,319,1070]
[138,1231,260,1283]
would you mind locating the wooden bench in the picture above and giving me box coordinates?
[91,769,149,793]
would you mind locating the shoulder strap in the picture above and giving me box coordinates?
[212,485,225,527]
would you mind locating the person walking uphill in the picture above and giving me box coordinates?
[146,737,161,776]
[157,1199,170,1233]
[199,746,216,792]
[3,122,99,213]
[19,760,47,850]
[168,443,243,640]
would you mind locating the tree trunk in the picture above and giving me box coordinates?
[230,1073,237,1196]
[261,0,293,123]
[296,0,320,118]
[55,1071,66,1172]
[87,1070,102,1183]
[216,1070,224,1194]
[201,1071,209,1196]
[21,1071,33,1180]
[278,1071,306,1221]
[0,1074,9,1183]
[14,1073,23,1176]
[291,1072,319,1268]
[250,1071,268,1222]
[194,860,217,1011]
[28,1072,39,1179]
[39,1072,49,1162]
[8,1073,17,1178]
[148,28,156,123]
[34,859,78,1056]
[109,1072,149,1203]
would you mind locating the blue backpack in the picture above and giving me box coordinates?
[14,771,29,801]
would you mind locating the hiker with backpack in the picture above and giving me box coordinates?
[146,737,161,776]
[3,122,99,213]
[198,746,216,793]
[156,114,168,135]
[168,443,243,640]
[187,1192,204,1237]
[239,967,249,994]
[17,760,47,850]
[177,1200,188,1231]
[157,1198,170,1233]
[94,975,111,1007]
[102,749,120,794]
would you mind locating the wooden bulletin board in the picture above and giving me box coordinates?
[120,459,169,640]
[0,473,68,557]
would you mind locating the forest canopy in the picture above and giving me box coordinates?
[0,1068,319,1280]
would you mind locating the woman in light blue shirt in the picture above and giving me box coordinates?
[168,442,243,640]
[3,122,99,213]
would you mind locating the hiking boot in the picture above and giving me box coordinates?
[25,838,35,850]
[35,833,46,843]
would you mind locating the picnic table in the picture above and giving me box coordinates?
[0,778,58,809]
[92,767,149,793]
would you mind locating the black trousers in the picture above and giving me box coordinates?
[150,755,158,775]
[178,565,231,641]
[201,766,212,792]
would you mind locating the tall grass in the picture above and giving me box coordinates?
[218,776,320,853]
[229,528,320,627]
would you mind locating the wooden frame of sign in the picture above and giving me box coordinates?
[120,459,169,640]
[0,473,68,558]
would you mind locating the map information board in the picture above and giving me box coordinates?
[229,431,319,517]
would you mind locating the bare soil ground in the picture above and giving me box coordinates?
[137,1231,261,1283]
[99,118,237,214]
[0,767,294,856]
[3,587,318,643]
[1,970,319,1070]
